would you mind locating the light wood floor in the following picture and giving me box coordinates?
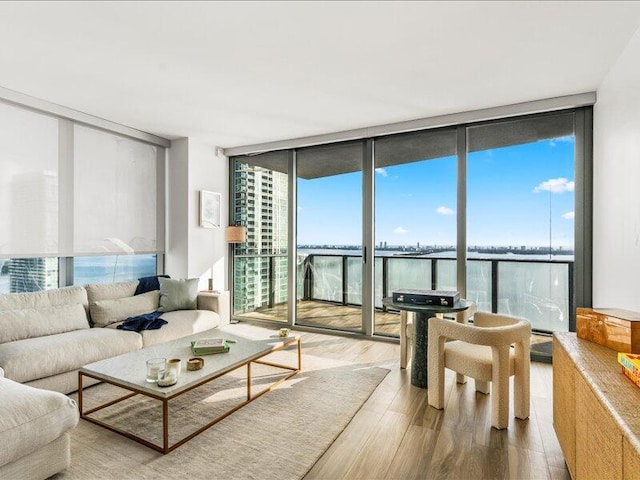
[259,325,569,480]
[61,320,565,479]
[221,322,568,479]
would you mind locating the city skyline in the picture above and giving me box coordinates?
[298,242,573,252]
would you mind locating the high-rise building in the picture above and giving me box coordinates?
[232,160,288,314]
[9,257,58,292]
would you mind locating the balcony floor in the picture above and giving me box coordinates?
[237,300,552,348]
[236,299,400,336]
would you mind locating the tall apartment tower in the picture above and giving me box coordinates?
[9,258,58,292]
[232,160,288,314]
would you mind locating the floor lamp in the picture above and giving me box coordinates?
[225,226,246,324]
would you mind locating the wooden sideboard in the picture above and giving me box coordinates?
[553,332,640,479]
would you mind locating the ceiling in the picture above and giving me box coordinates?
[0,1,639,149]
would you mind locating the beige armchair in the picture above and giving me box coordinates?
[400,302,476,369]
[427,312,531,430]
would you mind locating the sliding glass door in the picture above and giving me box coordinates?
[296,141,364,333]
[374,128,458,337]
[231,151,289,323]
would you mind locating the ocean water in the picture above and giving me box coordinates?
[297,248,573,261]
[74,255,156,285]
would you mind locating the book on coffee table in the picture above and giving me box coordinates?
[191,338,230,355]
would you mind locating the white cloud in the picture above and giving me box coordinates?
[547,136,575,147]
[393,226,408,234]
[436,206,455,216]
[533,177,575,194]
[562,211,575,220]
[375,168,388,177]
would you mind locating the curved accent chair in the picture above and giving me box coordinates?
[399,301,477,369]
[427,311,531,430]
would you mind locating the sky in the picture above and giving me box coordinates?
[297,136,575,249]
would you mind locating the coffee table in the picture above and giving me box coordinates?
[78,330,301,454]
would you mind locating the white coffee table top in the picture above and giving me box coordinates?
[80,329,298,399]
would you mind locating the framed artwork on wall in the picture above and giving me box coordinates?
[200,190,221,228]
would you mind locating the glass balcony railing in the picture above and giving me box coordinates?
[234,253,573,335]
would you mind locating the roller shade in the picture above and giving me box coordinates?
[0,100,164,258]
[74,125,159,256]
[0,103,59,257]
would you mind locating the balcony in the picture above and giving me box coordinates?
[233,253,573,336]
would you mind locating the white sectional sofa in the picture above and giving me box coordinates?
[0,280,225,394]
[0,372,79,480]
[0,279,227,479]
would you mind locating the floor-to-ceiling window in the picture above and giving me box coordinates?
[467,113,575,332]
[229,106,591,339]
[0,102,60,293]
[296,141,364,333]
[230,151,289,322]
[374,128,458,337]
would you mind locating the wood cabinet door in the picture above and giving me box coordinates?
[553,340,576,478]
[576,373,623,479]
[623,438,640,480]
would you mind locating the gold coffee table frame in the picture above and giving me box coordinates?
[78,336,301,454]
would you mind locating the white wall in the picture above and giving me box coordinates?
[166,138,228,291]
[166,138,189,278]
[593,25,640,310]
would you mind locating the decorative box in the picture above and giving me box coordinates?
[392,289,460,307]
[576,307,640,353]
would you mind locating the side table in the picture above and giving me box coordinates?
[199,290,230,325]
[382,297,471,388]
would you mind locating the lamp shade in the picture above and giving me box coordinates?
[225,226,246,243]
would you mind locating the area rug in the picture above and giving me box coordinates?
[58,351,388,480]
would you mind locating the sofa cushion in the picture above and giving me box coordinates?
[0,433,71,480]
[109,310,221,347]
[0,328,142,383]
[0,286,88,312]
[159,277,198,312]
[85,280,139,304]
[0,377,79,468]
[0,303,89,344]
[90,290,160,327]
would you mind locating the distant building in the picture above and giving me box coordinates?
[9,258,58,293]
[232,160,288,314]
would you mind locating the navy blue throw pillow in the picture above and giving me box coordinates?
[135,275,170,295]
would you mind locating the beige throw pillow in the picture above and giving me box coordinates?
[0,286,88,312]
[85,280,139,304]
[158,278,198,312]
[0,303,89,344]
[90,290,160,327]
